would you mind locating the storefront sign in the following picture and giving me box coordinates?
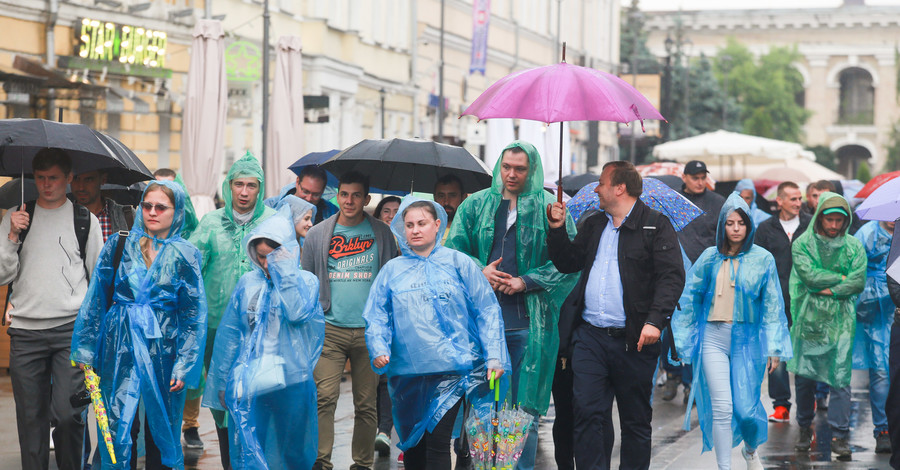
[226,41,262,82]
[76,18,167,68]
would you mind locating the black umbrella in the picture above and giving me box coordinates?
[101,182,147,207]
[561,173,600,197]
[92,131,153,185]
[321,138,493,193]
[0,178,37,209]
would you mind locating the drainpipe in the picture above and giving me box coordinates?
[46,0,58,119]
[510,0,519,73]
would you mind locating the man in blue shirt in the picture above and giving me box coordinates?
[547,161,685,469]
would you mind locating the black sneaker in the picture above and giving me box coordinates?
[795,426,814,452]
[683,385,692,405]
[876,431,891,454]
[661,373,679,401]
[831,437,851,460]
[183,427,203,449]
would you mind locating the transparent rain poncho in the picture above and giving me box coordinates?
[787,191,866,388]
[70,180,208,469]
[188,152,276,426]
[364,197,511,451]
[444,140,577,415]
[203,206,325,470]
[275,194,317,250]
[672,193,791,453]
[852,220,895,371]
[734,179,771,228]
[174,172,199,238]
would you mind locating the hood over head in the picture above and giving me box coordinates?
[135,179,187,241]
[243,205,299,271]
[490,140,546,196]
[734,179,757,202]
[716,192,755,256]
[276,194,317,227]
[811,191,852,238]
[390,196,448,257]
[223,151,267,223]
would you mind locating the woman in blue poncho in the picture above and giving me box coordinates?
[734,179,771,229]
[203,206,325,470]
[275,194,316,247]
[672,193,792,470]
[71,181,208,470]
[363,197,510,470]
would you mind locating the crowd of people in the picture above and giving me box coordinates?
[1,143,898,470]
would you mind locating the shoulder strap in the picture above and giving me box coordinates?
[106,231,129,307]
[72,203,91,263]
[122,205,135,229]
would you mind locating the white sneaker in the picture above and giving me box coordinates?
[49,429,55,451]
[741,446,762,470]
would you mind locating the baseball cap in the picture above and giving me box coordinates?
[821,207,849,217]
[684,160,709,175]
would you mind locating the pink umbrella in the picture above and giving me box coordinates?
[461,44,664,218]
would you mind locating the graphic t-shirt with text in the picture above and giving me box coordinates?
[326,220,379,327]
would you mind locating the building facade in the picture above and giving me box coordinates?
[644,1,900,177]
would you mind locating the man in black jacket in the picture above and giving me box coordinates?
[886,228,900,468]
[755,181,810,423]
[547,161,685,470]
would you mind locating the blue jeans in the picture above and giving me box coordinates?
[868,368,889,435]
[795,375,851,438]
[505,330,538,470]
[702,322,742,470]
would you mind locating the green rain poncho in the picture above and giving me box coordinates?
[445,140,577,415]
[174,173,199,238]
[787,191,866,388]
[188,152,275,425]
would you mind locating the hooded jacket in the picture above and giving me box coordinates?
[788,191,866,388]
[265,182,338,225]
[363,197,510,451]
[275,195,317,247]
[71,180,208,469]
[852,220,895,371]
[678,183,726,263]
[734,179,771,228]
[174,172,199,238]
[445,140,578,414]
[203,207,324,470]
[672,193,791,453]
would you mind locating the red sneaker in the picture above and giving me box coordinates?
[768,405,790,423]
[397,452,404,466]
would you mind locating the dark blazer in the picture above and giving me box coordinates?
[754,211,811,325]
[547,199,685,356]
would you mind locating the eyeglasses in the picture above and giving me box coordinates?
[140,202,172,212]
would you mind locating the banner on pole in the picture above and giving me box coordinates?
[469,0,490,75]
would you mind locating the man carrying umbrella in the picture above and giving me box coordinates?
[265,165,338,224]
[190,152,275,469]
[546,161,685,470]
[445,141,577,470]
[0,149,104,470]
[70,170,134,242]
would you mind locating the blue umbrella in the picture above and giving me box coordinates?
[566,178,703,231]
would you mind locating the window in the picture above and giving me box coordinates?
[838,67,874,125]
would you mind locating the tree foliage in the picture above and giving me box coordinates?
[856,160,872,183]
[620,0,661,75]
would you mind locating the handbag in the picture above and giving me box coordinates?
[235,354,287,399]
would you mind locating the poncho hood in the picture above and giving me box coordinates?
[490,140,546,196]
[223,152,268,224]
[244,205,299,272]
[134,179,188,241]
[390,196,449,258]
[811,191,852,239]
[173,173,199,237]
[716,193,756,256]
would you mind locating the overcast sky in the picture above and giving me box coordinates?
[628,0,899,11]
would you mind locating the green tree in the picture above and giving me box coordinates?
[808,145,837,171]
[669,53,738,139]
[620,0,661,75]
[884,122,900,172]
[857,160,872,183]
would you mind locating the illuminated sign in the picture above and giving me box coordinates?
[76,18,167,68]
[225,41,262,82]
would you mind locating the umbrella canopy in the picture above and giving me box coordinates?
[101,182,147,207]
[560,172,599,196]
[636,161,716,191]
[264,36,305,198]
[854,171,900,199]
[181,20,227,219]
[321,138,492,193]
[91,131,153,185]
[0,178,37,209]
[855,177,900,222]
[646,174,682,191]
[566,178,703,230]
[0,119,129,176]
[651,130,815,164]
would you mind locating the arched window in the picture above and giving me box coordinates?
[838,68,874,125]
[836,144,872,178]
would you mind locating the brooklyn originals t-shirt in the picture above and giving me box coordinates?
[326,219,380,327]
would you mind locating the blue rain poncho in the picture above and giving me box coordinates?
[275,194,317,247]
[364,197,511,451]
[852,220,895,371]
[203,206,325,470]
[672,193,792,453]
[734,179,771,229]
[70,180,208,469]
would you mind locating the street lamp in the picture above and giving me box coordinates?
[379,88,386,139]
[628,10,642,163]
[663,34,674,141]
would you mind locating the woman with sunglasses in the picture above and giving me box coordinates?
[71,181,208,470]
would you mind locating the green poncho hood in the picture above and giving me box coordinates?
[445,140,578,414]
[222,151,269,224]
[787,191,866,387]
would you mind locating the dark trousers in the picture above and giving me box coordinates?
[768,361,792,409]
[9,322,86,470]
[403,399,461,470]
[572,324,658,470]
[887,313,900,469]
[130,412,170,470]
[551,356,575,470]
[376,375,393,435]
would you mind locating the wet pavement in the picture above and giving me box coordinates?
[0,369,893,469]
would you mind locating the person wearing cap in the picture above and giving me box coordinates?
[660,160,726,404]
[788,192,866,460]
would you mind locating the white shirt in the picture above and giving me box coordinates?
[779,215,801,240]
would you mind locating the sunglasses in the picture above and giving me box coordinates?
[140,202,172,212]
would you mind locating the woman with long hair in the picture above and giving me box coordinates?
[373,195,402,225]
[364,197,509,469]
[672,193,791,470]
[71,181,208,469]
